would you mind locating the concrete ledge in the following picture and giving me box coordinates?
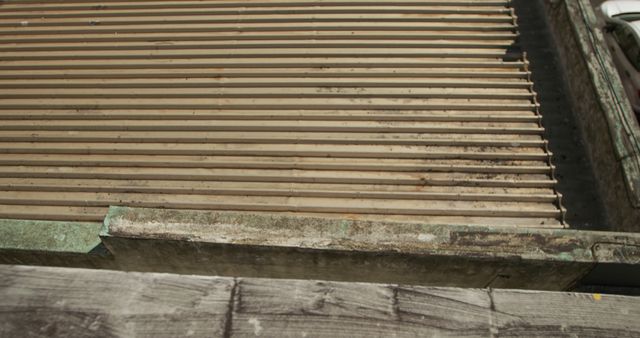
[1,264,639,337]
[3,206,640,290]
[98,206,640,290]
[104,206,638,264]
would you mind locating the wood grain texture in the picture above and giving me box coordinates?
[2,265,640,337]
[491,289,640,337]
[0,265,232,338]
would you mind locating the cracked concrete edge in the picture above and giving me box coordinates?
[0,218,103,253]
[102,206,640,265]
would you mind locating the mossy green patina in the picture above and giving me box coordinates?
[0,219,102,253]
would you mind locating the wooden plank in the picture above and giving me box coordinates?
[0,8,513,21]
[4,265,638,337]
[0,204,562,226]
[0,265,232,337]
[0,21,517,32]
[0,166,555,187]
[0,1,509,8]
[0,16,512,28]
[0,81,533,93]
[0,87,535,100]
[0,31,519,44]
[0,120,543,133]
[0,110,541,122]
[0,40,518,53]
[0,49,520,62]
[232,279,640,336]
[491,289,640,336]
[0,144,551,161]
[0,1,512,11]
[0,69,532,80]
[0,190,562,218]
[0,0,511,4]
[0,41,518,52]
[0,5,512,13]
[0,39,517,50]
[0,78,533,89]
[0,131,547,147]
[0,178,558,202]
[0,99,538,111]
[1,0,509,3]
[0,154,554,174]
[0,58,528,70]
[234,281,494,336]
[0,110,542,121]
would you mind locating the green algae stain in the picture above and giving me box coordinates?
[0,219,103,253]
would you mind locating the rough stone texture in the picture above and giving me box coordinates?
[539,0,640,232]
[2,265,640,337]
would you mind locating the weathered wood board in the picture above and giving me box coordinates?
[1,265,639,337]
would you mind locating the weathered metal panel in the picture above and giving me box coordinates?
[0,0,564,227]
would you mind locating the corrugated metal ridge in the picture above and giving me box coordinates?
[0,0,563,227]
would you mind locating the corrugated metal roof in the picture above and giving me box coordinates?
[0,0,564,227]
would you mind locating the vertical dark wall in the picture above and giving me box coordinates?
[513,0,607,230]
[533,0,640,231]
